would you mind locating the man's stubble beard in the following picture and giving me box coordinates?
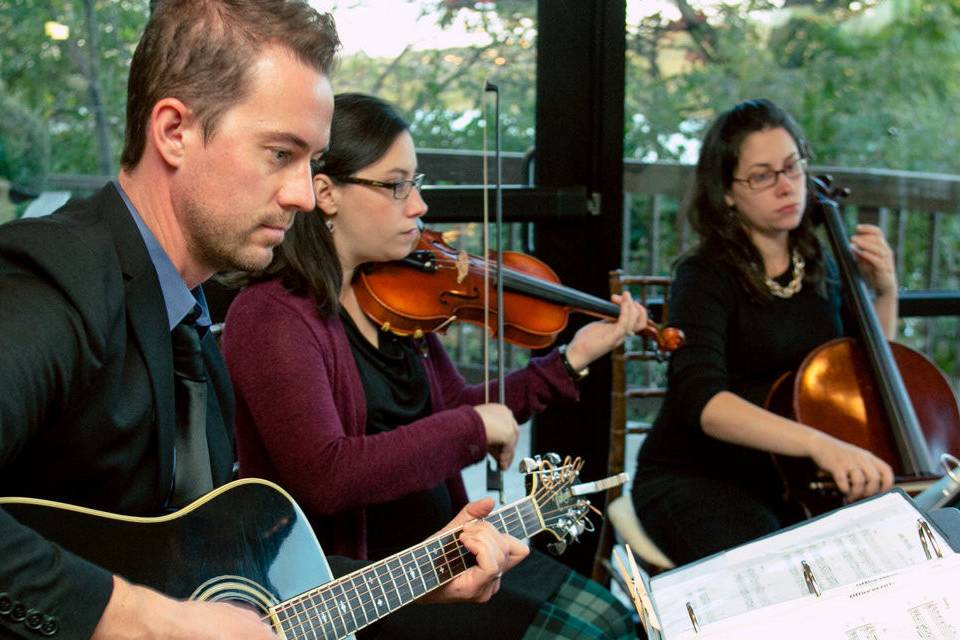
[182,199,276,275]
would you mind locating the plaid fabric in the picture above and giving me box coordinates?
[522,570,636,639]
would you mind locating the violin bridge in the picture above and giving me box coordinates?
[456,250,469,284]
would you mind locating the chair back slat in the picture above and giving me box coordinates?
[592,270,675,583]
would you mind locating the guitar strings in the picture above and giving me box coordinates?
[271,506,531,639]
[270,465,579,638]
[271,498,542,639]
[267,471,579,638]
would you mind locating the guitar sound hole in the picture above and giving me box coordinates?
[191,576,276,616]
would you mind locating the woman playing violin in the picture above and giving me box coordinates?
[631,98,897,566]
[223,93,644,639]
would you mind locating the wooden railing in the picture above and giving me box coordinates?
[40,154,960,389]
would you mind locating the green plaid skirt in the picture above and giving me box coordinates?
[522,570,636,639]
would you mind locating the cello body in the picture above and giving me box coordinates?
[767,178,960,515]
[767,337,960,514]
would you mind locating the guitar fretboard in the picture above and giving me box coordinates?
[273,495,542,640]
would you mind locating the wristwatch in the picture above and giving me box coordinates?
[558,344,589,382]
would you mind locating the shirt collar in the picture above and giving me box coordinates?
[113,181,211,331]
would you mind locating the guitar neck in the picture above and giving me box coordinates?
[270,495,542,639]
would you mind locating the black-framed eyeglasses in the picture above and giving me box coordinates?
[333,173,425,200]
[732,157,807,191]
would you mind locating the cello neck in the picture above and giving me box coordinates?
[816,188,936,475]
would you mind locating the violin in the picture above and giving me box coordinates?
[352,228,684,354]
[766,178,960,515]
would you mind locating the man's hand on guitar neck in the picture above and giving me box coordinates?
[90,499,529,638]
[92,575,276,639]
[417,498,529,605]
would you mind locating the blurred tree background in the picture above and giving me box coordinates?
[0,0,957,378]
[4,1,959,180]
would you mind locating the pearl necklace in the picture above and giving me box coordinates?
[766,250,805,298]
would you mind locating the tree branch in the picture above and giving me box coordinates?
[674,0,720,63]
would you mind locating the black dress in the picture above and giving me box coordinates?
[631,250,845,565]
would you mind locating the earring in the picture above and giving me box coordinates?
[325,218,335,233]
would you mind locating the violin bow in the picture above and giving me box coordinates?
[483,80,506,503]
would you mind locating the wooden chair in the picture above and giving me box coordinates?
[591,271,675,586]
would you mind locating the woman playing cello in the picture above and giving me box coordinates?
[631,98,896,566]
[223,93,644,639]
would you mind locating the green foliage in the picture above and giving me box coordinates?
[333,0,536,153]
[0,84,49,188]
[0,0,148,175]
[625,0,960,173]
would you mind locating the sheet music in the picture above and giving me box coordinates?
[688,555,960,640]
[650,493,954,639]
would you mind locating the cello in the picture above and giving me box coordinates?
[766,177,960,516]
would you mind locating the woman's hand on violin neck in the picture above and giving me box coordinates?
[475,403,520,470]
[850,224,898,297]
[806,430,895,501]
[565,292,649,371]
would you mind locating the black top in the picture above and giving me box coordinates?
[340,310,454,559]
[637,250,845,500]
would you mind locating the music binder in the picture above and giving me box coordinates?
[622,490,960,640]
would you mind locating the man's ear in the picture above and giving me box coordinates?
[149,97,195,169]
[314,174,339,215]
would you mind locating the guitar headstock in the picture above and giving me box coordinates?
[519,454,594,556]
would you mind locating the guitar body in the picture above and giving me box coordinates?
[1,479,351,638]
[2,456,607,640]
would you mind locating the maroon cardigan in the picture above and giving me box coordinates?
[223,279,579,560]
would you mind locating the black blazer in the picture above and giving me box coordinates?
[0,184,235,639]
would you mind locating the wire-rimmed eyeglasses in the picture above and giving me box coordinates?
[732,157,807,191]
[333,173,425,200]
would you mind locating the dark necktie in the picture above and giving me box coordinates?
[169,308,215,507]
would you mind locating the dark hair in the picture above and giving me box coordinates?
[230,93,411,316]
[121,0,340,170]
[685,98,824,301]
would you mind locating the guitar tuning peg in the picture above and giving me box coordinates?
[545,453,562,466]
[518,457,538,473]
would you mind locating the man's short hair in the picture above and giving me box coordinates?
[121,0,340,170]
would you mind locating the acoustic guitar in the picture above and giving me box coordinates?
[1,455,624,640]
